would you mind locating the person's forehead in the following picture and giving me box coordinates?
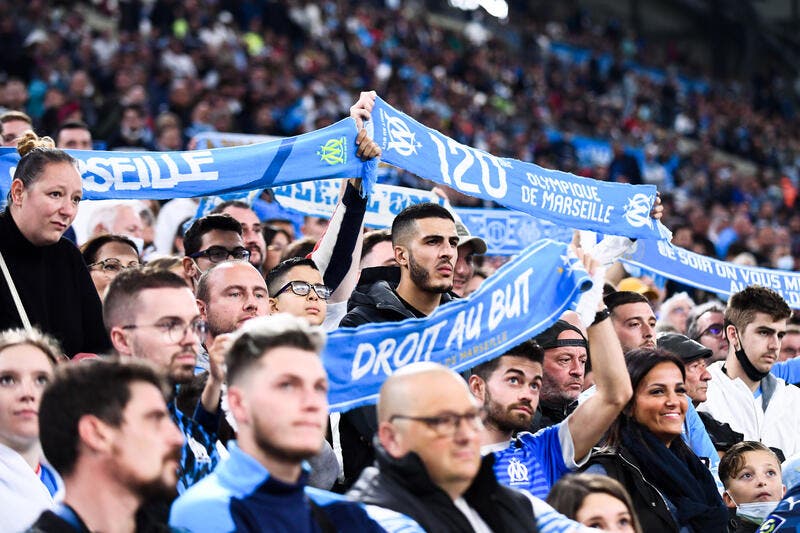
[740,449,780,468]
[59,128,91,140]
[123,381,168,417]
[495,355,542,375]
[639,362,683,385]
[97,241,139,259]
[284,264,322,283]
[403,372,475,414]
[2,119,30,135]
[200,229,243,249]
[697,310,723,326]
[211,263,266,292]
[258,347,325,378]
[615,302,655,320]
[223,206,259,226]
[746,312,787,331]
[136,286,198,318]
[413,217,457,237]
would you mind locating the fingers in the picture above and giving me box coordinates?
[650,192,663,219]
[430,186,447,200]
[350,90,377,130]
[355,128,381,160]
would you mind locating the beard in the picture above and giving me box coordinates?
[111,445,181,502]
[409,253,452,294]
[252,412,321,464]
[484,389,533,433]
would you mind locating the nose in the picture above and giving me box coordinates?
[306,288,319,301]
[701,368,712,382]
[642,322,654,340]
[569,358,584,378]
[243,291,258,310]
[60,198,78,219]
[167,419,185,447]
[19,378,37,401]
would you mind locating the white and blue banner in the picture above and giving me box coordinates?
[623,239,800,308]
[192,131,281,149]
[0,118,372,201]
[272,178,573,255]
[368,97,664,240]
[323,239,592,411]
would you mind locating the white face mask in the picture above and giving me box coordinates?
[734,500,780,524]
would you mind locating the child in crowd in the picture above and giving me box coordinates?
[720,441,786,532]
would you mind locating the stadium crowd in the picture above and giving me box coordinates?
[3,1,800,532]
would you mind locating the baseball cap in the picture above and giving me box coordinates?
[617,277,659,300]
[455,221,487,255]
[534,320,588,350]
[657,332,712,363]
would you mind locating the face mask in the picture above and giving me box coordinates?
[736,501,779,524]
[732,327,770,382]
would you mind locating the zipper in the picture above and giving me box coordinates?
[616,452,678,529]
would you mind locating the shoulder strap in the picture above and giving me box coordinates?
[307,497,338,533]
[0,249,32,331]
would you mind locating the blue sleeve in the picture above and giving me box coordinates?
[772,359,800,384]
[682,402,723,492]
[169,485,236,532]
[503,425,570,498]
[193,400,221,437]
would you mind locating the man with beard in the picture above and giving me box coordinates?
[336,202,460,490]
[210,201,267,275]
[699,285,800,459]
[468,310,631,499]
[169,314,384,532]
[28,359,184,533]
[604,290,658,353]
[104,268,223,492]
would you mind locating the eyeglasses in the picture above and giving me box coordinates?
[273,280,332,300]
[389,407,485,437]
[696,323,724,339]
[122,318,208,343]
[88,257,142,274]
[189,246,250,263]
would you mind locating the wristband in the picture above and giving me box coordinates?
[592,308,611,326]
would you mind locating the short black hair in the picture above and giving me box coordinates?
[265,257,319,296]
[604,291,650,313]
[56,120,90,139]
[391,202,454,246]
[39,358,169,477]
[470,339,543,382]
[361,229,393,260]
[80,234,140,265]
[182,214,242,257]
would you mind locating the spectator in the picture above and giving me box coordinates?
[583,349,728,532]
[686,301,729,363]
[169,314,384,532]
[0,110,33,147]
[605,291,657,353]
[657,292,695,335]
[182,213,248,290]
[547,473,642,532]
[80,234,141,299]
[29,358,184,532]
[55,120,92,150]
[0,328,62,532]
[210,201,267,274]
[0,132,109,357]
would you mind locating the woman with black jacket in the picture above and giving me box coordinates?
[583,348,728,532]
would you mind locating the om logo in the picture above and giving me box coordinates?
[623,193,653,229]
[486,220,507,247]
[507,458,529,484]
[318,137,347,165]
[381,109,421,156]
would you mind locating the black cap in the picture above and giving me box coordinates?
[534,320,587,350]
[657,332,712,363]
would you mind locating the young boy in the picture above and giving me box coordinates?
[719,441,786,532]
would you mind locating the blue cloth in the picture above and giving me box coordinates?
[491,424,571,499]
[169,400,221,494]
[39,463,60,498]
[758,483,800,532]
[169,442,383,533]
[773,359,800,385]
[683,401,723,492]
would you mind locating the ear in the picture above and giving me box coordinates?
[378,421,402,457]
[394,245,407,266]
[226,386,250,427]
[9,179,24,206]
[110,326,133,356]
[726,324,739,350]
[77,414,114,453]
[269,297,279,314]
[722,491,736,509]
[91,222,107,238]
[468,374,485,402]
[182,257,198,286]
[782,484,787,497]
[197,298,208,320]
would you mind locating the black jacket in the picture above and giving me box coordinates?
[0,211,110,357]
[584,447,679,532]
[348,442,538,533]
[334,279,456,491]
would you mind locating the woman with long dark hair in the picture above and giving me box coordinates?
[583,348,728,532]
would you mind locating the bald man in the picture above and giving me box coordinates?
[348,363,597,532]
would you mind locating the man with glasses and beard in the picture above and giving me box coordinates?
[181,213,249,291]
[104,268,223,493]
[28,359,184,533]
[169,314,384,532]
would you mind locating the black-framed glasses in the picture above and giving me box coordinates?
[389,407,485,437]
[88,258,141,274]
[273,280,332,300]
[189,246,250,263]
[122,318,208,343]
[696,323,724,339]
